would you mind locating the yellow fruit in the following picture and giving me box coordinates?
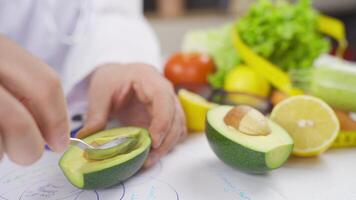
[332,131,356,148]
[178,89,217,132]
[318,15,347,57]
[270,95,340,156]
[224,66,270,97]
[231,30,303,96]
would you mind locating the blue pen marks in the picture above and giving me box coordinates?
[146,186,157,200]
[120,178,179,200]
[207,165,252,200]
[73,190,100,200]
[0,157,181,200]
[17,179,99,200]
[20,183,62,199]
[130,193,139,200]
[124,161,163,188]
[216,171,251,200]
[0,164,100,200]
[0,164,56,185]
[19,181,78,200]
[116,182,126,200]
[0,160,178,200]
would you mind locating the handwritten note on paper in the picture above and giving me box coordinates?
[1,134,356,200]
[0,152,179,200]
[0,135,285,200]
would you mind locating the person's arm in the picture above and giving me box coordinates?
[0,35,70,165]
[76,63,187,167]
[63,2,186,167]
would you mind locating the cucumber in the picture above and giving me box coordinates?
[206,106,293,173]
[310,64,356,112]
[59,127,151,189]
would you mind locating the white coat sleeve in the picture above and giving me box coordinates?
[62,2,161,117]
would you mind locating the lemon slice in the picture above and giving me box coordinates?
[178,89,217,132]
[270,95,339,156]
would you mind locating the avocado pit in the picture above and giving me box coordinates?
[223,105,271,136]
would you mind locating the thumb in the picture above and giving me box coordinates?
[76,75,113,139]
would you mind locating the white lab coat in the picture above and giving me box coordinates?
[0,0,161,125]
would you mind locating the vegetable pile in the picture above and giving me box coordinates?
[171,0,356,159]
[182,24,240,88]
[182,0,330,88]
[238,0,329,71]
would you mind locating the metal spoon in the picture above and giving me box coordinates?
[69,137,131,151]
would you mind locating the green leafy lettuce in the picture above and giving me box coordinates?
[238,0,329,71]
[182,0,330,88]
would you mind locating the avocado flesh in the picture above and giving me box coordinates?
[85,135,139,160]
[59,127,151,189]
[206,106,293,172]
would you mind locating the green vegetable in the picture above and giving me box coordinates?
[59,127,151,189]
[237,0,329,71]
[205,106,293,173]
[182,24,241,88]
[310,63,356,112]
[182,0,329,88]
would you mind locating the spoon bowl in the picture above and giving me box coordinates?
[69,136,134,160]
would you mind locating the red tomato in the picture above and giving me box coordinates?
[164,53,215,86]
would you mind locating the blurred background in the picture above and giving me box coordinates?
[143,0,356,60]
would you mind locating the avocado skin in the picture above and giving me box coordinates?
[206,121,270,173]
[81,148,149,189]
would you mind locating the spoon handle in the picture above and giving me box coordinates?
[69,138,94,150]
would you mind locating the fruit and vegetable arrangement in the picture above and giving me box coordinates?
[58,0,356,189]
[167,0,356,172]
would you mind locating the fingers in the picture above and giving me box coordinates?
[134,80,176,149]
[22,75,70,152]
[0,133,3,161]
[144,98,187,168]
[143,88,176,148]
[128,65,187,167]
[76,67,115,138]
[77,63,188,170]
[130,66,177,149]
[0,37,70,152]
[0,85,44,165]
[176,99,188,143]
[144,105,183,168]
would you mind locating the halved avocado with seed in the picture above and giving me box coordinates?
[59,127,151,189]
[206,106,293,173]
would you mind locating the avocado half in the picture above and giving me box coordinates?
[59,127,151,189]
[206,106,293,173]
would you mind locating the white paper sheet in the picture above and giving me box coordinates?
[0,134,355,200]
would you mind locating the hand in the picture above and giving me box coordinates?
[0,35,70,165]
[77,63,187,167]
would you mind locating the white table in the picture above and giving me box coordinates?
[0,133,355,200]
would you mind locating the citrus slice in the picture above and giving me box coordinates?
[270,95,339,156]
[178,89,217,132]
